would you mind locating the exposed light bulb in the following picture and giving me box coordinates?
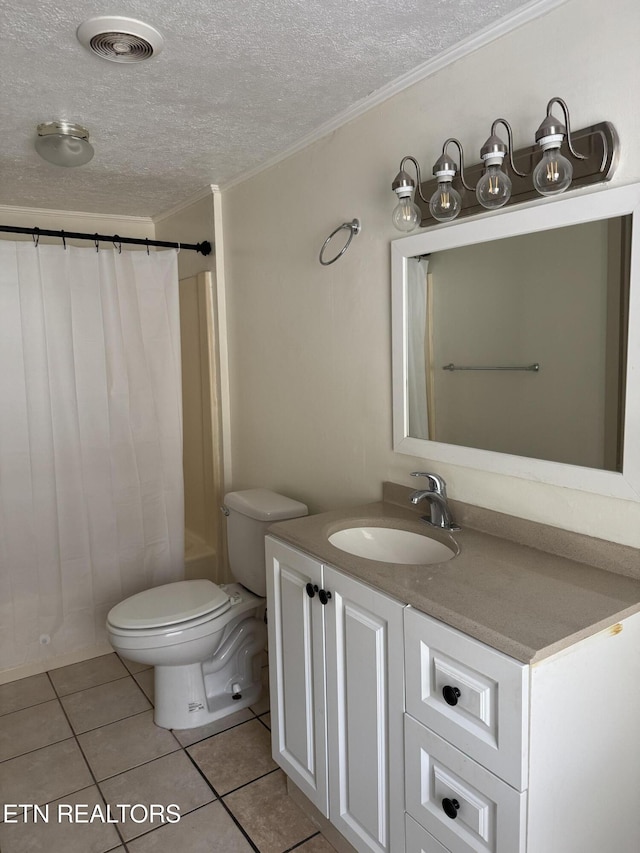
[429,178,461,222]
[533,144,573,196]
[476,163,512,209]
[533,107,574,196]
[391,192,421,232]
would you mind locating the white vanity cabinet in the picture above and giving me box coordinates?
[265,536,405,853]
[404,605,640,853]
[266,534,640,853]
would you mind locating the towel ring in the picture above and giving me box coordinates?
[319,219,361,266]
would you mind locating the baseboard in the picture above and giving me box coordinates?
[0,642,114,685]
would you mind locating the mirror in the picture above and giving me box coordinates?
[392,184,640,500]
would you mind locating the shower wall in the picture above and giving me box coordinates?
[155,192,229,583]
[179,271,223,581]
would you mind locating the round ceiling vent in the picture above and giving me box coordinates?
[76,16,164,63]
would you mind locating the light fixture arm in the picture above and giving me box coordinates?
[441,138,474,191]
[397,155,430,204]
[544,97,587,160]
[491,118,528,177]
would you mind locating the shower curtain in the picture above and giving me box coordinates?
[0,241,184,672]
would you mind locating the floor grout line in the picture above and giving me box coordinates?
[0,659,329,852]
[70,706,157,738]
[285,831,323,851]
[255,715,271,732]
[48,658,134,698]
[45,670,131,852]
[172,715,258,748]
[182,748,262,853]
[0,732,73,766]
[0,694,59,719]
[220,766,281,799]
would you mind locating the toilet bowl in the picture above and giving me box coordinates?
[106,489,307,730]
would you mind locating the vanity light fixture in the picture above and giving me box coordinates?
[390,96,619,230]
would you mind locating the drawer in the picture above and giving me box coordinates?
[404,607,529,790]
[406,813,450,852]
[405,716,526,853]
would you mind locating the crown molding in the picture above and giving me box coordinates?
[0,204,152,224]
[220,0,569,192]
[153,185,219,223]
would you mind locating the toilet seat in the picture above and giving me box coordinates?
[107,606,228,640]
[107,579,230,632]
[106,582,263,659]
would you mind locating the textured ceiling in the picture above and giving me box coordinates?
[1,0,543,217]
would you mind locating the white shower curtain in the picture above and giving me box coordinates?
[0,241,184,671]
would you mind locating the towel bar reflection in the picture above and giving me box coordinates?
[443,363,540,372]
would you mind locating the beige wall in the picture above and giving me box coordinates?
[221,0,640,547]
[154,192,216,281]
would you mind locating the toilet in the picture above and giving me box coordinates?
[106,489,307,730]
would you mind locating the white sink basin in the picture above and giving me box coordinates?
[328,526,457,564]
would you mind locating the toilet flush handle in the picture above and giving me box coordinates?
[220,505,230,516]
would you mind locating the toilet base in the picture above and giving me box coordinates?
[153,613,267,730]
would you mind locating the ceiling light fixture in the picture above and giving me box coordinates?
[76,16,164,63]
[34,121,94,167]
[391,96,619,230]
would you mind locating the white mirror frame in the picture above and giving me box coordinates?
[391,183,640,501]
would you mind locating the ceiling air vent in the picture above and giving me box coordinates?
[76,17,164,63]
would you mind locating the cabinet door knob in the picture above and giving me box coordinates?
[319,589,332,605]
[442,798,460,820]
[442,685,461,706]
[306,583,318,598]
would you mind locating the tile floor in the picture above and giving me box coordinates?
[0,653,336,853]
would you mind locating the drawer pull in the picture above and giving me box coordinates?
[306,583,318,598]
[442,797,460,820]
[442,685,461,706]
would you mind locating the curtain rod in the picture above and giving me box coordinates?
[0,225,212,255]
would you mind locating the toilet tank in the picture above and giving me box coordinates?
[224,489,308,596]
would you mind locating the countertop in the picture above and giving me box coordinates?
[268,487,640,664]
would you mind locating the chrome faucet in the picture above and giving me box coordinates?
[409,472,460,531]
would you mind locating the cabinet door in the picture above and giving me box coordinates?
[324,566,405,853]
[266,537,328,815]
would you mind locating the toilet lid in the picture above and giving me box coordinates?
[107,580,230,630]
